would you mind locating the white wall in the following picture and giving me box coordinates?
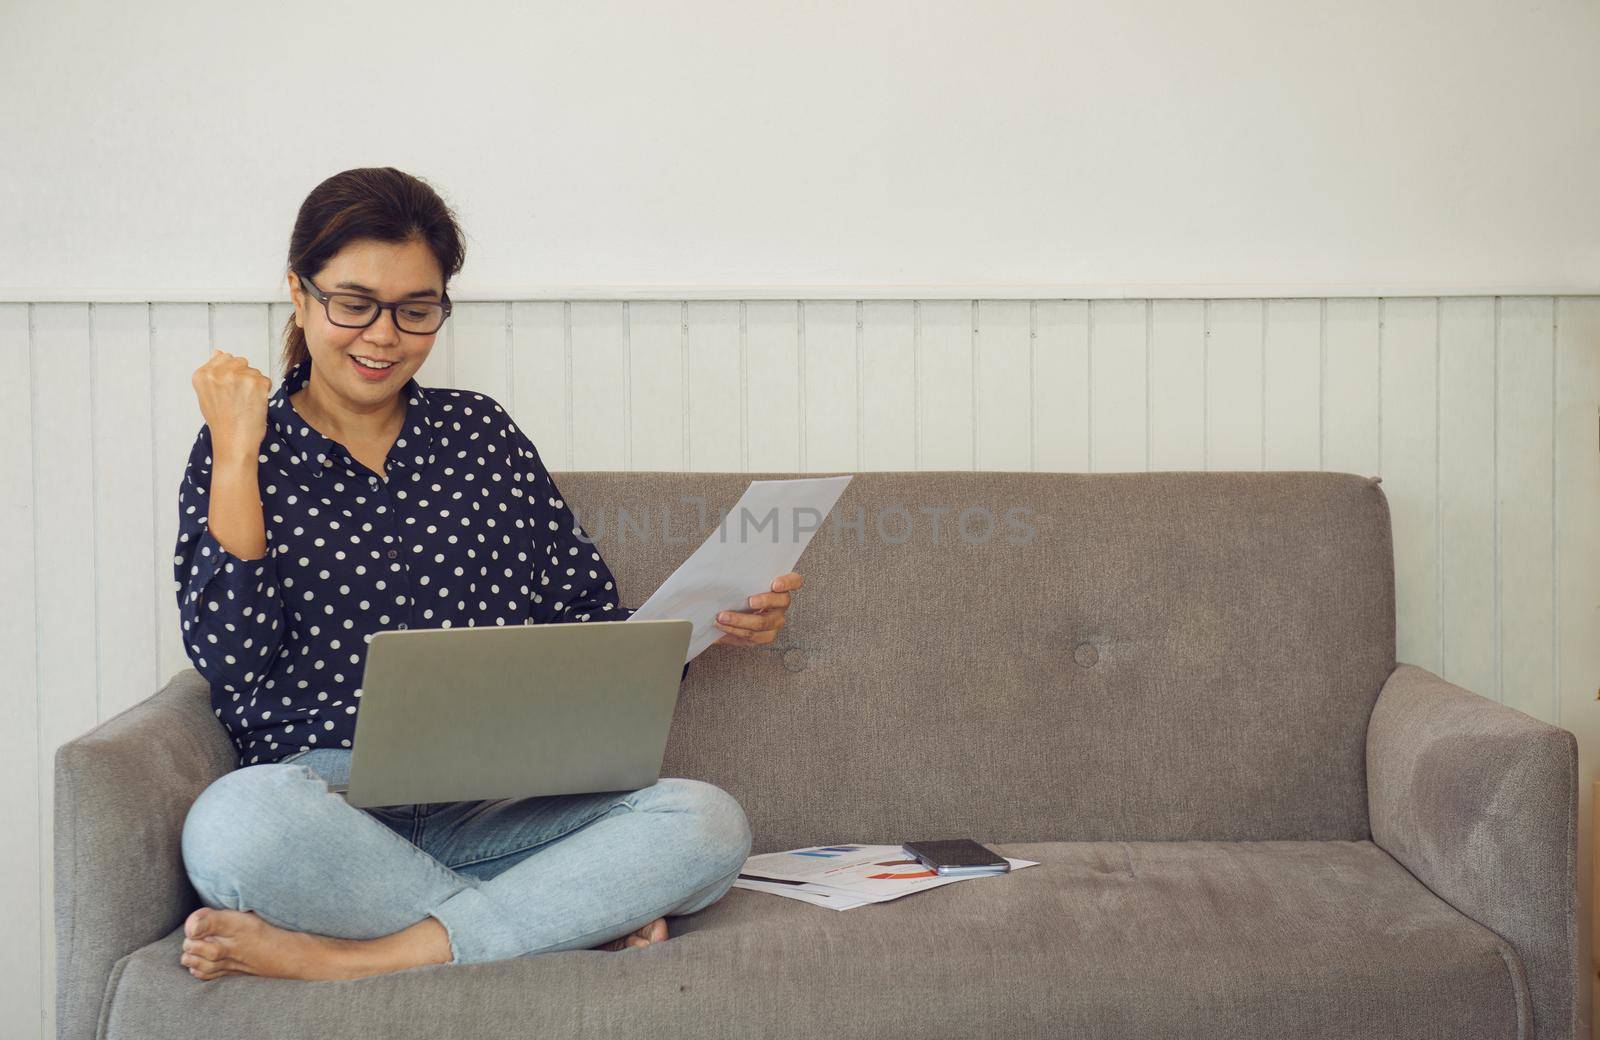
[2,0,1597,300]
[5,2,1599,1039]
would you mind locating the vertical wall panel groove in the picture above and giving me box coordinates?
[89,304,102,725]
[564,303,574,469]
[30,300,44,1040]
[1377,298,1386,473]
[1151,301,1205,470]
[506,302,515,425]
[739,302,748,473]
[1205,299,1265,471]
[685,302,741,472]
[1434,298,1443,676]
[800,301,856,473]
[31,303,44,1040]
[444,313,455,389]
[450,302,513,415]
[1088,299,1146,472]
[970,301,978,470]
[975,301,1030,472]
[1494,296,1502,702]
[1381,298,1440,673]
[1439,297,1498,699]
[1322,298,1381,476]
[147,306,159,698]
[854,301,863,473]
[1554,297,1600,1015]
[797,302,807,473]
[911,301,921,470]
[1550,304,1558,727]
[915,297,972,467]
[1143,300,1153,472]
[0,302,42,1040]
[97,304,162,721]
[1319,298,1327,469]
[744,301,801,471]
[1496,296,1556,722]
[681,302,690,469]
[1086,301,1094,467]
[34,302,98,1040]
[617,300,627,470]
[1258,302,1267,469]
[1032,301,1088,472]
[1261,300,1319,470]
[860,301,915,470]
[1036,302,1045,471]
[1202,299,1210,469]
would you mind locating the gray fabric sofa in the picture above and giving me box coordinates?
[56,470,1583,1040]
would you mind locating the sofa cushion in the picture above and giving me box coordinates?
[100,839,1523,1040]
[560,470,1397,847]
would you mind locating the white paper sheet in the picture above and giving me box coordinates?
[627,475,852,662]
[732,843,1039,910]
[730,877,872,909]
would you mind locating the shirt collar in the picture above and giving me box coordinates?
[268,356,436,479]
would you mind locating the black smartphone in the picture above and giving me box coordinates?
[902,839,1010,876]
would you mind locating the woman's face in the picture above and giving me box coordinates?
[288,237,445,409]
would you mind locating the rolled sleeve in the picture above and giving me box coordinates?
[173,426,285,697]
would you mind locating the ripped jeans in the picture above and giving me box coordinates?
[180,748,752,965]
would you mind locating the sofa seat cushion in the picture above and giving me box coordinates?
[100,839,1526,1040]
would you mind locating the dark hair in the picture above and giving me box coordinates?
[281,167,466,377]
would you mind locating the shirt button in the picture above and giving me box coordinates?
[397,623,408,630]
[387,549,398,559]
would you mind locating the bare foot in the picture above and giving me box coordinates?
[592,917,669,952]
[180,906,438,982]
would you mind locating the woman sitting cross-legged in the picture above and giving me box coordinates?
[175,166,802,982]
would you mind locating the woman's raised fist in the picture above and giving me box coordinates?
[192,349,272,458]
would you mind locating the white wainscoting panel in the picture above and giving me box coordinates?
[3,295,1597,1040]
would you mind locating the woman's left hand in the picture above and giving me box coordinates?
[714,571,803,646]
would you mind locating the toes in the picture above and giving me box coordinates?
[185,908,209,939]
[183,938,222,960]
[183,957,237,980]
[188,964,235,981]
[596,919,670,952]
[181,946,233,973]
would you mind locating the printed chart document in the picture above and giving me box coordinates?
[733,844,1040,910]
[628,475,852,662]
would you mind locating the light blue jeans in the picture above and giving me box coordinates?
[180,748,752,966]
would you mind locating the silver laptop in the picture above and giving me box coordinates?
[338,619,693,809]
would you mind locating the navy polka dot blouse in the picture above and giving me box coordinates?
[174,356,687,768]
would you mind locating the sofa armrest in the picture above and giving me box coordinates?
[55,668,235,1040]
[1367,663,1581,1040]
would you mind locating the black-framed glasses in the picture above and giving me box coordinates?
[297,273,453,335]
